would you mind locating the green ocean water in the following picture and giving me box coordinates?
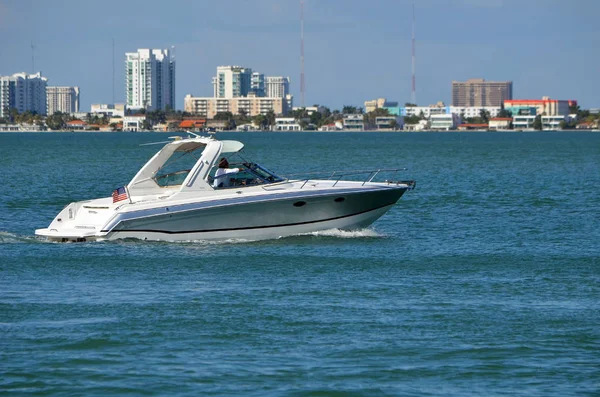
[1,131,599,396]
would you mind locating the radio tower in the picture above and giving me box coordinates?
[112,38,115,105]
[31,42,36,73]
[411,3,416,105]
[300,0,305,107]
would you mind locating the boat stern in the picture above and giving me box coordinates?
[35,198,116,242]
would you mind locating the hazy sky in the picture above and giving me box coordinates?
[1,0,598,110]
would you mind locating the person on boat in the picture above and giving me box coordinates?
[213,158,240,188]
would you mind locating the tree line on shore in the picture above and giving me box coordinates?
[2,103,599,131]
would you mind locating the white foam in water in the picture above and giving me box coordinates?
[0,231,45,244]
[300,228,385,239]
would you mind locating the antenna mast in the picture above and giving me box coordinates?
[411,4,416,105]
[112,38,115,105]
[31,42,36,73]
[300,0,305,107]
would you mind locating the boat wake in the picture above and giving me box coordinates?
[295,228,385,239]
[0,231,47,244]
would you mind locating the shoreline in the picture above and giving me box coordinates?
[1,129,599,134]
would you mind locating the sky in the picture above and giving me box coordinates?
[0,0,598,111]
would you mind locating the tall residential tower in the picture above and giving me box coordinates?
[0,72,48,117]
[212,66,253,98]
[125,48,175,110]
[265,76,290,99]
[452,78,513,107]
[46,86,80,115]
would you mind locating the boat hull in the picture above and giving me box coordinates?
[102,186,407,242]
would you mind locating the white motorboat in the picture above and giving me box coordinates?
[36,134,415,242]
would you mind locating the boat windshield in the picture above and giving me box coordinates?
[153,144,205,187]
[208,154,285,189]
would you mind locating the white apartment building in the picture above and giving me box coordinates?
[450,106,501,119]
[275,117,301,131]
[0,72,48,117]
[542,115,565,130]
[384,103,500,120]
[430,114,460,130]
[212,66,252,98]
[512,115,536,130]
[265,76,290,98]
[90,103,125,118]
[46,86,80,115]
[125,48,175,111]
[184,94,288,118]
[123,115,146,132]
[343,114,365,130]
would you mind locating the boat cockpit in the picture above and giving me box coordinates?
[208,153,285,189]
[148,140,284,190]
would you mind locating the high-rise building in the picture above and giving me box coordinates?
[125,48,175,110]
[0,72,48,117]
[251,72,265,97]
[265,76,290,99]
[46,86,80,115]
[212,66,253,98]
[452,78,512,107]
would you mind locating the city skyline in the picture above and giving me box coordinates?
[0,0,598,110]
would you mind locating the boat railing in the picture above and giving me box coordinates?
[262,168,413,190]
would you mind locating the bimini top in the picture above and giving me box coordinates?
[170,138,244,154]
[126,136,245,195]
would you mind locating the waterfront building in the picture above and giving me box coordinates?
[46,86,79,115]
[125,48,175,111]
[384,103,500,120]
[318,123,342,131]
[236,123,260,132]
[452,79,513,107]
[457,123,489,131]
[542,115,565,130]
[274,117,302,131]
[343,114,365,130]
[184,94,288,118]
[375,116,403,130]
[123,115,146,132]
[512,115,536,130]
[430,114,460,130]
[489,117,512,130]
[205,119,228,131]
[66,120,87,131]
[504,97,574,117]
[0,72,48,117]
[265,76,290,99]
[404,120,431,131]
[364,98,399,113]
[0,124,20,132]
[90,103,125,118]
[179,119,207,132]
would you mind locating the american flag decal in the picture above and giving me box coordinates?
[112,186,128,203]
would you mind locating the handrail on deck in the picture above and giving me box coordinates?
[262,167,409,190]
